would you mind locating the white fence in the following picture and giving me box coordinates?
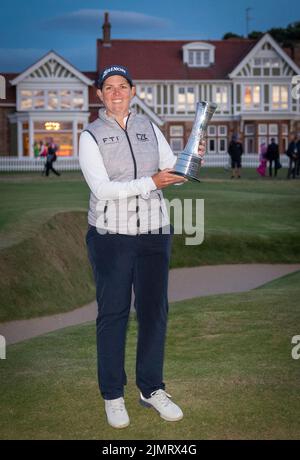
[0,154,290,172]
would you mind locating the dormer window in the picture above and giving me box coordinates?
[188,50,209,67]
[183,42,215,68]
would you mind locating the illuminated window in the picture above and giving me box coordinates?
[20,90,33,110]
[60,90,72,109]
[176,87,195,112]
[137,86,154,106]
[272,85,288,110]
[214,86,228,110]
[48,90,58,110]
[243,85,261,109]
[73,90,84,109]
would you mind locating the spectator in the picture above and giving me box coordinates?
[256,142,267,177]
[33,141,40,158]
[266,138,280,177]
[228,134,243,179]
[45,141,60,177]
[286,135,300,179]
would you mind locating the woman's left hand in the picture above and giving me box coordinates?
[198,139,206,158]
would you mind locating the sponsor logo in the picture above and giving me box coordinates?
[103,66,127,78]
[102,136,120,144]
[136,133,149,142]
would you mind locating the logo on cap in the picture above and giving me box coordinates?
[103,66,127,78]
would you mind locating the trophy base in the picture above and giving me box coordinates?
[173,152,202,182]
[173,171,201,182]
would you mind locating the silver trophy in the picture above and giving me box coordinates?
[173,101,217,181]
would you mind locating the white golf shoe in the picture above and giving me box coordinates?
[104,397,130,429]
[140,389,183,422]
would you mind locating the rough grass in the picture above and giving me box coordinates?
[0,271,299,440]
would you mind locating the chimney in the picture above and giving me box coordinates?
[102,12,111,46]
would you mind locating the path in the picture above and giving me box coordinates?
[1,264,299,345]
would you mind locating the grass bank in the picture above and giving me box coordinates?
[0,271,299,439]
[0,169,299,321]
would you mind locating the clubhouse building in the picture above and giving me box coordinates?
[1,13,300,164]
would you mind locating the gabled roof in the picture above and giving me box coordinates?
[229,33,300,78]
[97,38,257,80]
[10,50,94,86]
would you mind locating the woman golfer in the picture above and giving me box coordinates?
[79,64,205,429]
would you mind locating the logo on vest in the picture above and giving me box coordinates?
[136,133,149,142]
[102,136,120,144]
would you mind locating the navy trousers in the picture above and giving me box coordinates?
[86,225,172,400]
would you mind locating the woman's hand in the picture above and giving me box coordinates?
[151,169,187,189]
[198,139,206,158]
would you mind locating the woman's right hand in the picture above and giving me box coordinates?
[151,168,187,189]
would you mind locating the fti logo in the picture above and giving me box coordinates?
[103,136,120,144]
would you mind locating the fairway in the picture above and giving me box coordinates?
[0,271,299,440]
[0,168,299,321]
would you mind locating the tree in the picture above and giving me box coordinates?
[222,21,300,42]
[223,32,243,40]
[248,31,264,40]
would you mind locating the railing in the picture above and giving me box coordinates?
[0,154,290,172]
[0,157,80,172]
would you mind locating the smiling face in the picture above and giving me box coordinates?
[96,75,136,120]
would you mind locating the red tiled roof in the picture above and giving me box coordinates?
[96,39,257,80]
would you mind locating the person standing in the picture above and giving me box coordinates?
[45,140,60,177]
[286,135,300,179]
[266,138,280,177]
[256,142,267,177]
[228,134,243,179]
[79,64,205,429]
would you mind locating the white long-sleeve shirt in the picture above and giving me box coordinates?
[79,119,177,202]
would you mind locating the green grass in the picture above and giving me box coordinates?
[1,271,299,440]
[0,169,299,321]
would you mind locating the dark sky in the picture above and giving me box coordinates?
[0,0,299,72]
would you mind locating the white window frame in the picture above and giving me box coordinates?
[208,125,216,136]
[271,84,289,110]
[213,86,229,111]
[136,85,155,106]
[242,84,261,110]
[188,50,210,67]
[170,138,184,153]
[19,87,86,111]
[218,125,227,136]
[218,138,227,153]
[175,86,196,112]
[208,138,216,153]
[245,124,255,135]
[182,42,215,67]
[269,124,278,135]
[170,125,184,137]
[258,124,267,135]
